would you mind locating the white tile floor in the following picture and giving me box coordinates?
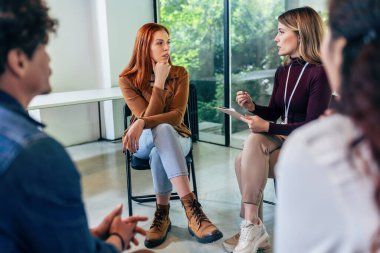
[68,141,276,253]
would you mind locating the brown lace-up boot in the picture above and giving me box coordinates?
[181,192,223,243]
[144,204,171,248]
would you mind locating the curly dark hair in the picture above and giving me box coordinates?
[328,0,380,251]
[0,0,57,75]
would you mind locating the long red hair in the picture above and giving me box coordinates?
[119,23,172,89]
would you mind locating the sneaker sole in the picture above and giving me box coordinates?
[223,234,270,253]
[188,227,223,244]
[144,223,172,248]
[223,242,236,252]
[224,240,270,253]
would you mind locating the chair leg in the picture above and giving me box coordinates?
[189,150,198,198]
[274,178,277,195]
[126,150,198,210]
[126,152,133,216]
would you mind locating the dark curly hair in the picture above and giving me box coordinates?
[0,0,57,75]
[328,0,380,251]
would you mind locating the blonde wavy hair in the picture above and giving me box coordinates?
[278,6,324,65]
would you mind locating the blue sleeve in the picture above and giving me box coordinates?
[2,137,118,253]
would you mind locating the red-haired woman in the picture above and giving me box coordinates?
[119,23,223,248]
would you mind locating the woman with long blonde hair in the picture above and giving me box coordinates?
[223,7,331,253]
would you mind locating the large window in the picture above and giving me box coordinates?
[158,0,226,144]
[230,0,283,148]
[157,0,327,146]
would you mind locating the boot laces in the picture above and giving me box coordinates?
[150,209,166,231]
[187,199,210,226]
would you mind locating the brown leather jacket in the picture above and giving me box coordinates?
[119,65,191,137]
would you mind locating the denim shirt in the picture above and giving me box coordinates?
[0,91,118,253]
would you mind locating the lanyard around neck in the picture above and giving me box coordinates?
[283,62,309,124]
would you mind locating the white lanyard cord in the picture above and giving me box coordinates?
[283,62,309,124]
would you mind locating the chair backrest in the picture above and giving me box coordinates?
[187,83,199,142]
[123,104,132,130]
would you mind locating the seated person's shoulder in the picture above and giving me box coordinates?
[170,65,188,77]
[119,74,133,87]
[0,133,79,202]
[289,114,353,143]
[283,114,357,165]
[0,111,50,173]
[7,136,79,184]
[308,63,328,78]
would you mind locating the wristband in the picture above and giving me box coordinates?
[109,232,125,251]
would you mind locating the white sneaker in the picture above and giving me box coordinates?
[232,220,270,253]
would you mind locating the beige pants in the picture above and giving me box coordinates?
[235,133,286,218]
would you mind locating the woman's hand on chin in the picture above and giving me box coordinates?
[152,59,171,89]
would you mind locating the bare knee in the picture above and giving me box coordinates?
[243,133,270,155]
[235,151,242,174]
[244,133,266,147]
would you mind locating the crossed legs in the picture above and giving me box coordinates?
[149,124,192,203]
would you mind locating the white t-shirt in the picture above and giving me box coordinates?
[275,114,380,253]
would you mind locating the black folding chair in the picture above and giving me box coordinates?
[124,86,198,216]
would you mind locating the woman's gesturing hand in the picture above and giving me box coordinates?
[240,115,269,133]
[122,119,145,153]
[236,90,255,111]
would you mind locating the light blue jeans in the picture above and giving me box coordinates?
[133,124,191,195]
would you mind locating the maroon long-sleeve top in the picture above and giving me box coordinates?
[253,58,331,136]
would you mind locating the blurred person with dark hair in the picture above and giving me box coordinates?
[0,1,150,252]
[275,0,380,252]
[224,6,331,253]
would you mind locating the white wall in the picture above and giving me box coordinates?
[47,0,103,92]
[105,0,154,140]
[106,0,154,85]
[39,0,153,146]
